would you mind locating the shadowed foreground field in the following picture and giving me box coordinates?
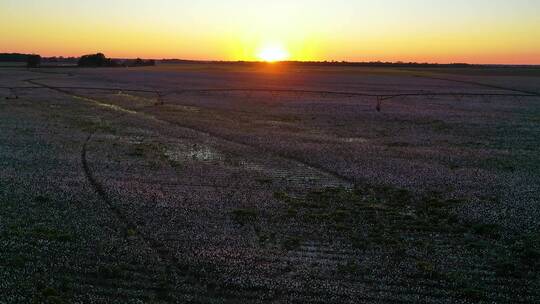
[1,64,539,303]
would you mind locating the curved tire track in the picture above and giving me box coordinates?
[28,78,270,302]
[27,78,354,186]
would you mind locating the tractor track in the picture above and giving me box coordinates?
[25,78,355,186]
[7,72,539,303]
[25,78,288,302]
[26,78,540,195]
[24,77,216,302]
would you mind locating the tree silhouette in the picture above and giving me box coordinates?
[26,55,41,68]
[78,53,118,67]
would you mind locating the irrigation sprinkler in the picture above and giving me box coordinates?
[375,95,399,112]
[2,85,538,112]
[155,90,164,105]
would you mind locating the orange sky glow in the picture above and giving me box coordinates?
[1,0,539,64]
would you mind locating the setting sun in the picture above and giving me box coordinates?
[257,43,289,62]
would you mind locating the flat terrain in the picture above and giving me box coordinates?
[1,63,539,303]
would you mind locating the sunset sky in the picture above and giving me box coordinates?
[1,0,539,64]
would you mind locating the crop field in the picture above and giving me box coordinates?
[1,63,539,303]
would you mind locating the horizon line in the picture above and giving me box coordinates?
[2,52,540,66]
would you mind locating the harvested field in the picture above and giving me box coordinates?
[1,64,539,303]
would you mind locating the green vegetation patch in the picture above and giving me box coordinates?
[32,287,67,304]
[231,208,258,226]
[272,186,475,253]
[9,225,75,242]
[281,236,302,251]
[97,263,126,279]
[72,119,116,134]
[490,233,540,278]
[337,260,360,276]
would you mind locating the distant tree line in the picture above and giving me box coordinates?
[0,53,32,62]
[2,52,156,68]
[124,58,156,67]
[78,53,119,67]
[77,53,156,67]
[159,58,476,68]
[26,55,41,68]
[0,53,41,67]
[3,52,481,69]
[265,61,473,68]
[43,56,79,64]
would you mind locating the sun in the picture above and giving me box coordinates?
[257,43,290,62]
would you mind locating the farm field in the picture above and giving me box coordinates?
[1,63,540,303]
